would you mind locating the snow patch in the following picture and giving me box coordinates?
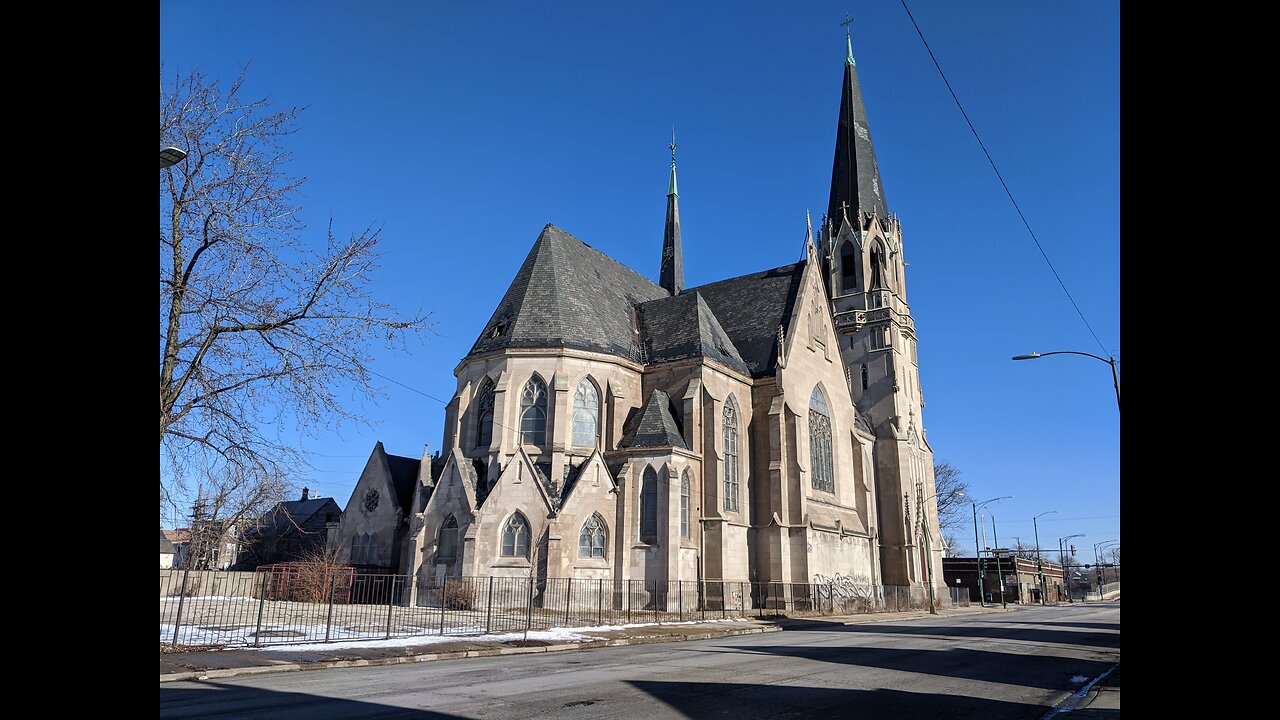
[1069,675,1089,683]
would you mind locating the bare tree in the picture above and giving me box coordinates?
[933,460,970,536]
[160,67,429,519]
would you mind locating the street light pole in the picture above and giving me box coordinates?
[1012,351,1120,413]
[1033,510,1058,605]
[991,512,1006,609]
[972,502,984,607]
[1098,542,1119,585]
[972,496,1012,609]
[1059,533,1084,603]
[1093,540,1119,596]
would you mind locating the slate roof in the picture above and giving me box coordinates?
[638,291,749,376]
[619,389,688,450]
[469,224,806,379]
[243,498,342,540]
[687,262,807,378]
[469,224,670,361]
[385,453,421,512]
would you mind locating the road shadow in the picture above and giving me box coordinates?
[627,679,1049,719]
[1019,621,1120,631]
[695,644,1111,691]
[160,682,465,720]
[781,622,1120,649]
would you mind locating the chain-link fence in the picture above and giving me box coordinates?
[160,569,970,647]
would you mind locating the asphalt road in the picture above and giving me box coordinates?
[160,602,1120,719]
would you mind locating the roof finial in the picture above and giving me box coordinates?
[668,127,679,197]
[841,15,856,66]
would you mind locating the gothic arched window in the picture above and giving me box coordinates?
[810,387,835,492]
[501,513,530,558]
[640,467,658,542]
[579,513,607,558]
[723,397,741,512]
[475,378,495,448]
[520,376,548,445]
[870,241,886,289]
[437,515,459,561]
[572,379,600,448]
[680,469,691,539]
[840,241,858,293]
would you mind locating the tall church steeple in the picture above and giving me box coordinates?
[828,29,889,232]
[660,130,684,295]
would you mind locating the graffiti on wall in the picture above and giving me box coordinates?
[813,573,874,600]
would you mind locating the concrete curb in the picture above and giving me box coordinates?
[159,624,782,683]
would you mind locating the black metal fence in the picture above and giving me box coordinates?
[160,570,969,648]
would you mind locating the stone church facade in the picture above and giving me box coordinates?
[391,36,943,597]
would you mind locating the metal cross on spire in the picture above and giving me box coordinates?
[670,128,677,165]
[841,15,856,65]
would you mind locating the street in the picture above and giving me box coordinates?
[160,602,1120,719]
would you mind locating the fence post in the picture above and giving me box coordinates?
[385,576,396,640]
[253,572,269,648]
[440,576,450,635]
[485,576,494,635]
[564,578,573,626]
[597,578,604,626]
[829,583,835,615]
[170,563,192,646]
[324,572,338,643]
[652,581,658,625]
[678,580,683,622]
[525,576,535,635]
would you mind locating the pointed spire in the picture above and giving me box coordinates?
[846,30,855,66]
[828,26,889,231]
[668,128,679,197]
[660,131,684,295]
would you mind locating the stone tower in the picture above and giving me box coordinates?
[821,32,943,589]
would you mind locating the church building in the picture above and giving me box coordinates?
[391,34,943,598]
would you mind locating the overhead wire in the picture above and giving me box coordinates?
[898,0,1114,357]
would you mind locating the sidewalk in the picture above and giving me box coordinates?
[160,604,1010,683]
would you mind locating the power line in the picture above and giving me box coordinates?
[898,0,1113,357]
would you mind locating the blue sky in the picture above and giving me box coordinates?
[160,1,1119,559]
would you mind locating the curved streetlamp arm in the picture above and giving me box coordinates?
[1012,351,1120,413]
[1014,350,1113,364]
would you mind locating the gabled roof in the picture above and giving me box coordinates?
[384,452,421,512]
[619,389,688,450]
[687,262,807,377]
[638,291,749,376]
[469,224,670,362]
[160,528,174,554]
[243,498,341,540]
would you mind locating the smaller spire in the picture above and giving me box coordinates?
[668,128,679,197]
[841,14,856,66]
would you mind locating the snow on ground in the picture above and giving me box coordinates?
[160,617,747,650]
[160,596,257,603]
